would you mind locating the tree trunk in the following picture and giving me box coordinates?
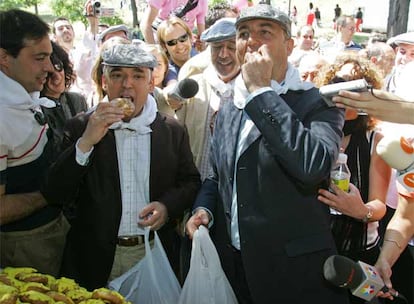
[131,0,138,27]
[387,0,411,37]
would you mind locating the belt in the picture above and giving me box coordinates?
[117,235,145,247]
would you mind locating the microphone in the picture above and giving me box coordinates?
[168,78,199,102]
[323,255,407,302]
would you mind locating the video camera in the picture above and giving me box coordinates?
[87,1,115,17]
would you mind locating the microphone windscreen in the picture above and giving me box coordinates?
[176,78,199,99]
[323,255,364,290]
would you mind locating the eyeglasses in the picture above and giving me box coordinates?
[166,33,189,47]
[50,55,64,72]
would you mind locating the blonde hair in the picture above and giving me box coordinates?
[156,16,193,58]
[315,53,383,130]
[141,43,169,84]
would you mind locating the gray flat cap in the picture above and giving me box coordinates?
[99,24,128,42]
[201,18,236,43]
[235,4,291,38]
[387,32,414,46]
[102,44,157,69]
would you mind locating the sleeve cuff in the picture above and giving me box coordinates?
[245,87,273,104]
[193,207,214,228]
[75,138,94,166]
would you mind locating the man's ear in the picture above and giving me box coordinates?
[101,74,107,91]
[286,38,295,56]
[0,48,10,68]
[148,70,155,93]
[370,56,378,64]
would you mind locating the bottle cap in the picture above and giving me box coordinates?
[338,153,348,164]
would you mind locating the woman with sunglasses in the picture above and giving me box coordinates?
[41,41,88,165]
[315,54,392,304]
[40,42,87,222]
[156,17,198,111]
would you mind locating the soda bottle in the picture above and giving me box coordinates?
[331,152,351,192]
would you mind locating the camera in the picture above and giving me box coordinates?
[319,79,369,107]
[92,1,101,16]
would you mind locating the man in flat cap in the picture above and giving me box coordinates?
[176,18,240,180]
[98,24,129,44]
[43,44,200,289]
[186,4,349,304]
[385,32,414,94]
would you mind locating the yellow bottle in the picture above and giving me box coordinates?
[331,153,351,192]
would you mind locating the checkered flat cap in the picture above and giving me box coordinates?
[236,4,291,38]
[102,44,157,69]
[201,18,236,42]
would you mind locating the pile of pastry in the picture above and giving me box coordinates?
[0,267,130,304]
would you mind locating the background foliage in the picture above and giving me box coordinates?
[0,0,124,26]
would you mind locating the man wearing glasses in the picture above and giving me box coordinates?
[288,25,317,67]
[0,9,69,276]
[335,15,362,51]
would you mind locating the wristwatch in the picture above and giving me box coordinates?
[362,206,373,223]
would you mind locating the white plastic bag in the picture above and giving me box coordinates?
[178,225,238,304]
[108,227,181,304]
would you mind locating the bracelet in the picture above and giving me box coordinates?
[384,239,402,249]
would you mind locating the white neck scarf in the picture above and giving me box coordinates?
[0,70,55,147]
[204,65,236,99]
[0,70,56,110]
[233,63,314,109]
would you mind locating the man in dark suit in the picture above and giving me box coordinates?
[186,4,350,304]
[43,44,200,290]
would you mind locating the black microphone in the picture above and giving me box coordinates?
[168,78,199,102]
[323,255,407,302]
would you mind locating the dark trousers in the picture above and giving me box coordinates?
[230,246,253,304]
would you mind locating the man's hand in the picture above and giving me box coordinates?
[78,102,124,152]
[242,45,273,92]
[138,201,168,231]
[185,208,210,239]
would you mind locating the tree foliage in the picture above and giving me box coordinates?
[50,0,123,26]
[0,0,40,10]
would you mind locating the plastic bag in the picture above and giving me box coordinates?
[108,227,181,304]
[178,226,238,304]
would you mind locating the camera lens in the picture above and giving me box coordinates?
[93,1,101,7]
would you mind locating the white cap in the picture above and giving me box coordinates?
[338,153,348,164]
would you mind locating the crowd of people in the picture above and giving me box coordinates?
[1,1,414,304]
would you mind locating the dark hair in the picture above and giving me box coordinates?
[0,9,50,58]
[52,17,72,34]
[50,41,74,89]
[205,3,238,28]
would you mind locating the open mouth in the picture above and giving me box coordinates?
[120,95,134,102]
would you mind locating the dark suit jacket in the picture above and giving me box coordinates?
[43,112,200,290]
[194,88,349,303]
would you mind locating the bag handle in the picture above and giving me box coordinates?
[192,226,222,271]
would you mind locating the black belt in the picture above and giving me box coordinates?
[117,236,145,247]
[117,233,154,247]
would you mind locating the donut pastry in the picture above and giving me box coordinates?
[91,288,124,304]
[18,291,54,304]
[110,98,135,118]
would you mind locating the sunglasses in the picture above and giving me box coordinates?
[50,55,64,72]
[166,33,189,47]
